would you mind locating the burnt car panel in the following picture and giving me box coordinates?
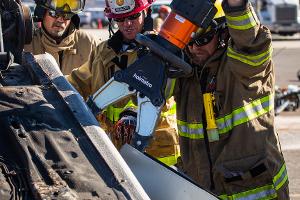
[0,50,149,199]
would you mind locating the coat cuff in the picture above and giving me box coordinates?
[222,0,249,13]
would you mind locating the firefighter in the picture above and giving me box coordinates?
[67,0,180,166]
[153,5,171,32]
[174,0,290,198]
[24,0,99,75]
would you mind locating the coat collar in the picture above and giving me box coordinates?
[40,24,77,54]
[107,31,138,54]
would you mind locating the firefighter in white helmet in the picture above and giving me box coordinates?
[25,0,99,75]
[67,0,181,166]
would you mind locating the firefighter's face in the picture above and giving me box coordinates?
[43,10,71,38]
[116,11,144,41]
[187,35,218,65]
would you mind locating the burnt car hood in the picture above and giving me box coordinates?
[0,53,149,200]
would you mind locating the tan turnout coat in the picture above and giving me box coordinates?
[174,2,289,199]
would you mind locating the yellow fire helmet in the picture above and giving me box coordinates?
[214,0,225,20]
[189,0,226,46]
[43,0,85,13]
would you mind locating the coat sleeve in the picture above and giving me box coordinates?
[222,0,273,77]
[67,43,106,100]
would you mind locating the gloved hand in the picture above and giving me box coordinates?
[113,114,137,146]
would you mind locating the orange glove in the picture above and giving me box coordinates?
[113,115,137,145]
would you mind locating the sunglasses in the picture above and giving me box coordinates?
[48,10,74,20]
[189,30,216,47]
[114,12,142,22]
[188,20,220,47]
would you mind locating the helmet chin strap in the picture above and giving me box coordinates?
[108,8,153,39]
[108,18,115,38]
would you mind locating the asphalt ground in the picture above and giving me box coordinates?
[84,28,300,199]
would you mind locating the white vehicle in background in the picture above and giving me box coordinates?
[251,0,300,36]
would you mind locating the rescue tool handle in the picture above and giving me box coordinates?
[135,34,192,76]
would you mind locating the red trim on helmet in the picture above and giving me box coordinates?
[105,0,154,19]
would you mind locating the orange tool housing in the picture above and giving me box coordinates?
[159,11,198,49]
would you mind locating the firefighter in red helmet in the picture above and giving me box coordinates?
[67,0,181,166]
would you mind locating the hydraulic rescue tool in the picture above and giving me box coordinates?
[88,0,218,151]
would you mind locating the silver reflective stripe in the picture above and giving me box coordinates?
[219,163,288,200]
[219,184,277,200]
[226,10,258,30]
[235,187,276,200]
[217,94,273,134]
[178,125,204,135]
[178,95,273,139]
[177,121,204,139]
[274,168,287,190]
[273,164,288,190]
[227,46,273,67]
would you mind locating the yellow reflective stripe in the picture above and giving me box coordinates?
[217,94,274,134]
[226,10,258,30]
[165,79,176,99]
[106,105,122,122]
[219,163,288,200]
[161,103,176,118]
[178,94,273,140]
[177,120,204,139]
[227,46,273,67]
[273,163,288,190]
[157,153,181,166]
[105,100,136,122]
[219,184,277,200]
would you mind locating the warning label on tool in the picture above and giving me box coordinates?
[175,14,186,23]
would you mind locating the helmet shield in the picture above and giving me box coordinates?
[45,0,85,13]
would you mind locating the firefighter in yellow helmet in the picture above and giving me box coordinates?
[67,0,180,166]
[174,0,289,198]
[24,0,99,75]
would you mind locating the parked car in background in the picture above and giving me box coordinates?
[78,11,92,27]
[86,7,109,28]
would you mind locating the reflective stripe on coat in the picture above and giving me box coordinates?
[174,2,289,199]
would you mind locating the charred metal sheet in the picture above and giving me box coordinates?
[0,53,149,200]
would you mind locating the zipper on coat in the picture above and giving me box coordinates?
[199,68,215,191]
